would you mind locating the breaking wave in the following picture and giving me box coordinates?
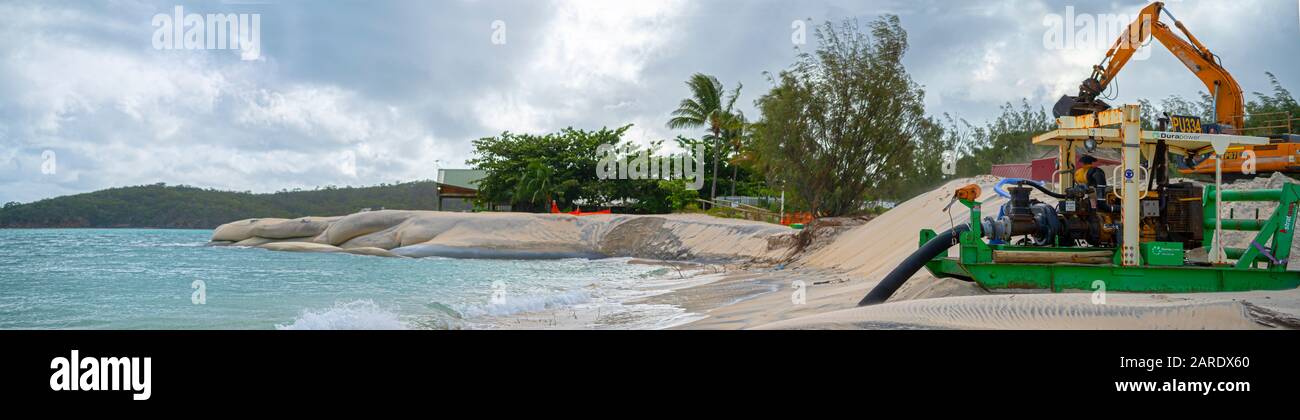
[454,290,592,318]
[276,299,407,330]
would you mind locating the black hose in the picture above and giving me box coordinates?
[1018,180,1070,199]
[858,224,970,306]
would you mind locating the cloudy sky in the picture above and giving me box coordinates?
[2,0,1297,203]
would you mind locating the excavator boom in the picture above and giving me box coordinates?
[1056,1,1245,130]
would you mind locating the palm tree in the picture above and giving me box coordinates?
[718,110,749,197]
[667,73,741,208]
[514,159,559,212]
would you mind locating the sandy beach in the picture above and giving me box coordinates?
[213,174,1300,330]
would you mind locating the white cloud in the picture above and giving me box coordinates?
[237,86,374,144]
[473,0,691,140]
[0,2,458,202]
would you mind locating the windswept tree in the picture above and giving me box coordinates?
[753,16,928,217]
[667,73,742,207]
[1244,72,1300,134]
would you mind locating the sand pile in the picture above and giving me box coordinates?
[211,211,797,263]
[791,175,1039,306]
[799,175,1008,278]
[664,177,1001,329]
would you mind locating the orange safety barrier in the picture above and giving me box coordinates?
[780,212,813,226]
[551,201,612,216]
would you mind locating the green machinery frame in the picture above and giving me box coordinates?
[921,104,1300,293]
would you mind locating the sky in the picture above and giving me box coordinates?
[1,0,1298,203]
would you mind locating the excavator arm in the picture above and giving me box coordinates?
[1057,1,1245,131]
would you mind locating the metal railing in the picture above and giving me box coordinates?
[1235,111,1298,137]
[697,198,783,224]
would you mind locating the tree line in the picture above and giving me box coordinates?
[470,15,1299,218]
[0,182,442,228]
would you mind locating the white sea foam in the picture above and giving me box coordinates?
[456,290,592,318]
[276,299,406,330]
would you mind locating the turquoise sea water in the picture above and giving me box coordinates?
[0,229,680,329]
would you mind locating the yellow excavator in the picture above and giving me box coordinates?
[1054,1,1299,177]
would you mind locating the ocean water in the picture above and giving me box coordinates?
[0,229,695,329]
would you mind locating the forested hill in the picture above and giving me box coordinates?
[0,181,441,229]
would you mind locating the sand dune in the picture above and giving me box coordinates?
[800,176,1007,278]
